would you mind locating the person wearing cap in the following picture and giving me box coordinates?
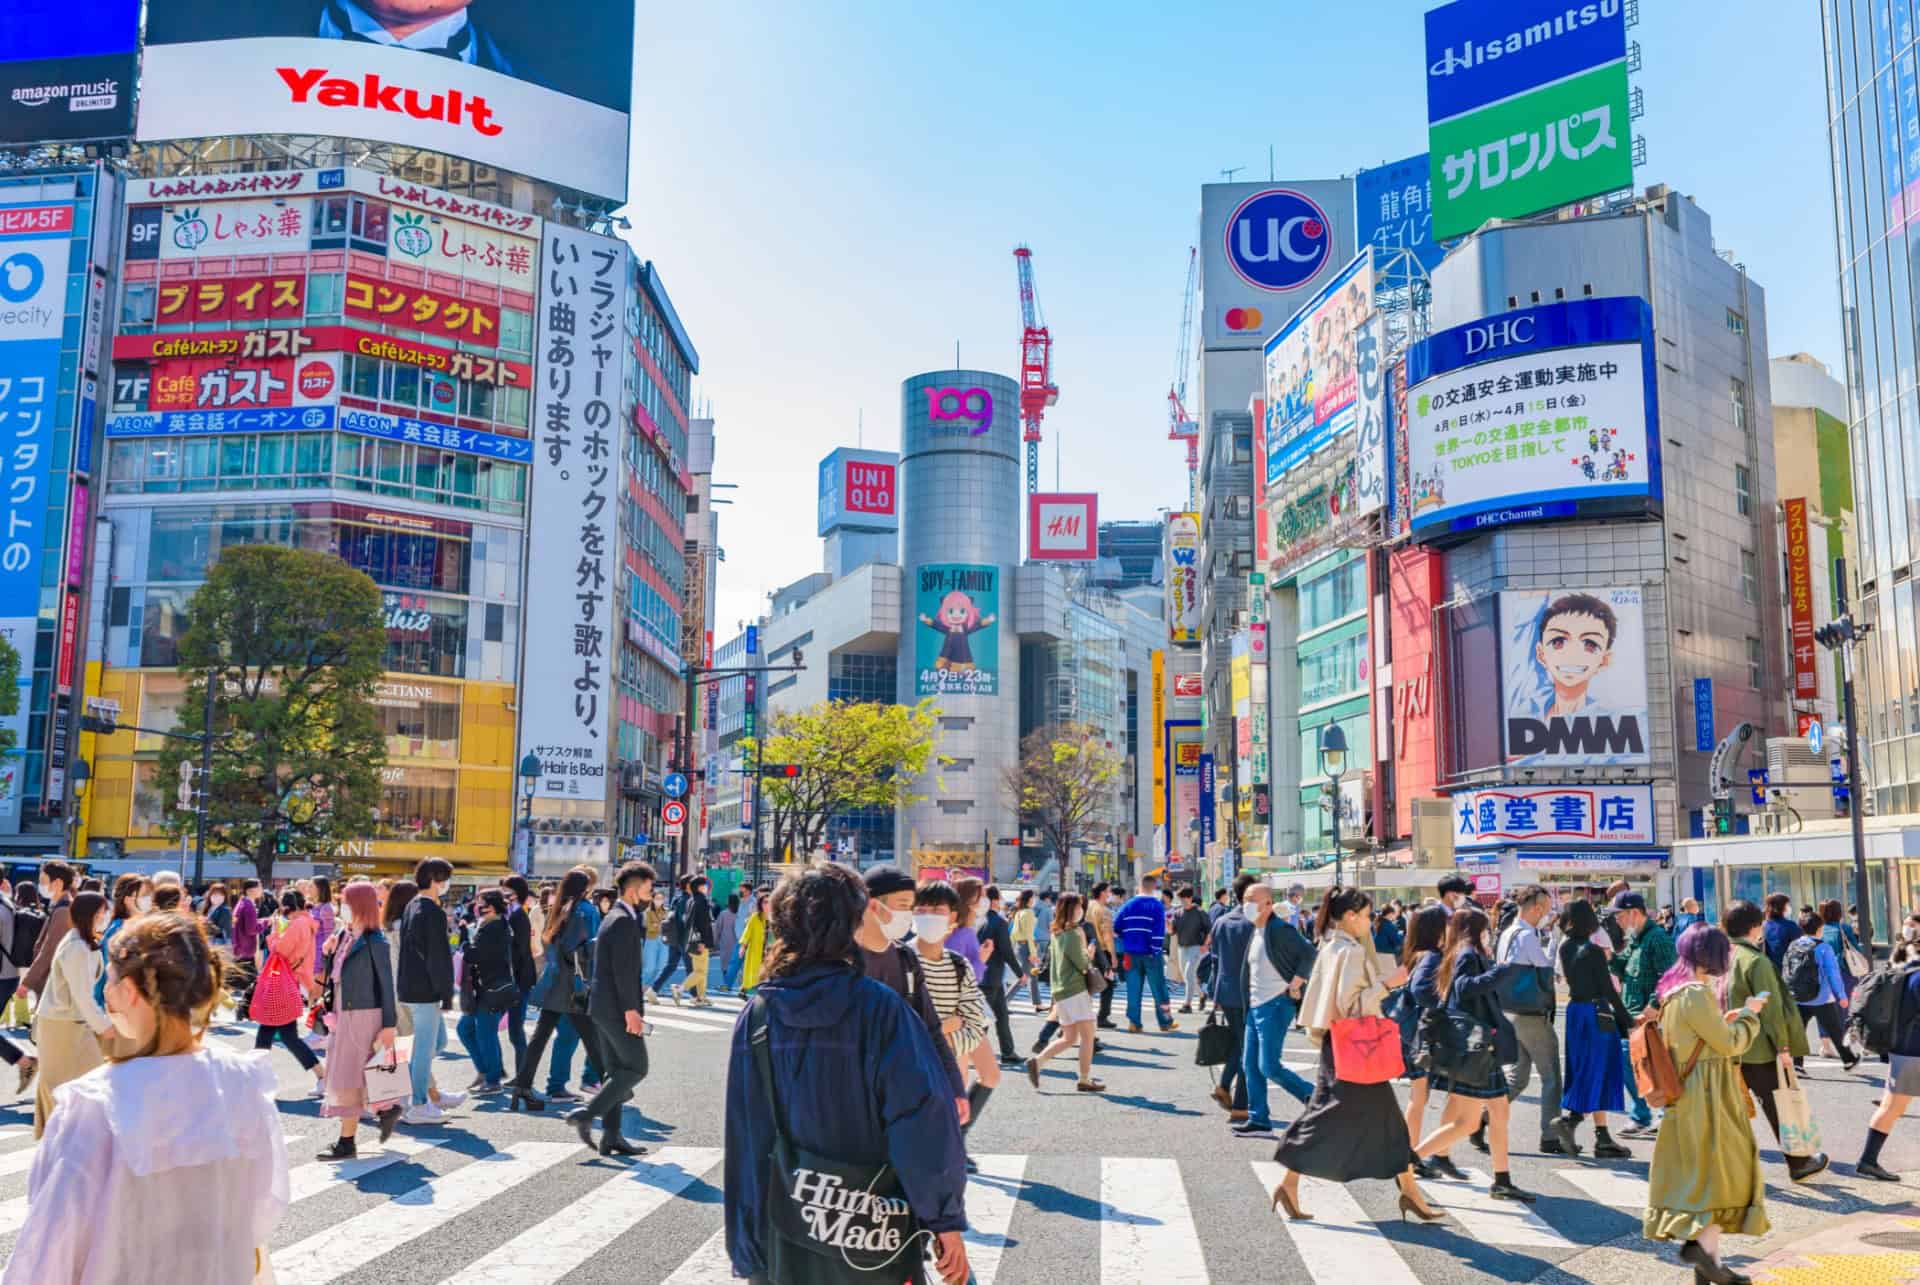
[851,865,970,1123]
[1609,889,1673,1136]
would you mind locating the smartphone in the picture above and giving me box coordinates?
[1754,990,1771,1001]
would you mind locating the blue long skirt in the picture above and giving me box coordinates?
[1560,1000,1624,1114]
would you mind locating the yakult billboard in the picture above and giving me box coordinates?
[139,1,635,200]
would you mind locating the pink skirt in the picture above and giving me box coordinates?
[321,1005,400,1118]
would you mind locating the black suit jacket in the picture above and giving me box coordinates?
[588,900,645,1028]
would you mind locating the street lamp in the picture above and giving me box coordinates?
[517,752,541,876]
[1319,724,1348,889]
[66,758,90,861]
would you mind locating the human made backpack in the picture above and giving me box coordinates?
[1781,936,1823,1004]
[7,905,43,971]
[1629,1009,1701,1110]
[1846,963,1918,1056]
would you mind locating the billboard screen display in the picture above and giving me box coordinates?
[1199,179,1355,350]
[1875,2,1920,234]
[816,446,899,536]
[1500,586,1649,767]
[1264,254,1373,487]
[1165,512,1201,642]
[1405,295,1659,537]
[1028,492,1098,561]
[1355,153,1445,277]
[913,564,1000,697]
[520,224,626,803]
[139,0,635,200]
[0,1,139,145]
[1424,0,1631,240]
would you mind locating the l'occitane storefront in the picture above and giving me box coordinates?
[83,671,519,877]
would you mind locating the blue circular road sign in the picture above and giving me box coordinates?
[663,772,688,798]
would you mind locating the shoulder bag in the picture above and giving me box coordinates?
[1327,951,1404,1085]
[1194,1004,1234,1067]
[747,997,927,1280]
[248,953,303,1028]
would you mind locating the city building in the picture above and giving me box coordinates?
[1091,519,1163,590]
[1770,353,1854,733]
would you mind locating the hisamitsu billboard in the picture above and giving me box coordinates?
[139,0,635,200]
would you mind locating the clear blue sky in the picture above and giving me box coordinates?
[627,1,1837,634]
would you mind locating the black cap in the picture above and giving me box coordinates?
[863,865,917,899]
[1610,890,1647,913]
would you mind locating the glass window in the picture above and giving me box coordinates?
[120,282,156,330]
[385,363,420,408]
[499,307,532,354]
[382,592,467,677]
[139,587,193,666]
[1747,635,1764,690]
[295,433,330,480]
[307,273,344,320]
[463,379,494,421]
[1298,558,1365,634]
[1725,308,1746,335]
[346,352,379,399]
[498,384,530,428]
[106,439,143,492]
[1730,377,1748,434]
[1741,547,1759,603]
[1299,632,1365,707]
[1734,464,1752,516]
[312,196,350,244]
[377,679,460,758]
[373,766,456,843]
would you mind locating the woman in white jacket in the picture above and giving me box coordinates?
[31,890,112,1137]
[5,912,287,1284]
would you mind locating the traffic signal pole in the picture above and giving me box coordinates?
[1840,641,1873,951]
[194,668,214,888]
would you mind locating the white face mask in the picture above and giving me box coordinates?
[877,905,914,943]
[911,913,950,945]
[104,978,144,1039]
[135,895,153,913]
[36,883,49,902]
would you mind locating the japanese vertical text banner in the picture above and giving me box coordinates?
[522,224,624,801]
[1784,497,1817,700]
[914,563,1000,697]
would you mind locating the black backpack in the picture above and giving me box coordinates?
[7,906,43,971]
[1848,963,1918,1055]
[1782,936,1823,1004]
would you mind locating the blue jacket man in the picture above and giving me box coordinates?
[725,960,968,1280]
[1231,882,1318,1138]
[1113,877,1178,1033]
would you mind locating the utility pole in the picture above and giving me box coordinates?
[679,664,697,884]
[1816,589,1876,953]
[193,668,214,888]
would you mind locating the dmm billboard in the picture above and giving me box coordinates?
[1500,586,1650,767]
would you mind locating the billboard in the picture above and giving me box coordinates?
[1264,253,1374,486]
[913,564,1000,697]
[1424,0,1632,240]
[155,200,312,259]
[1355,153,1445,277]
[139,0,636,200]
[1199,179,1355,350]
[1405,296,1660,537]
[1784,497,1817,700]
[1452,783,1655,848]
[1150,650,1166,829]
[1028,492,1098,561]
[1500,586,1649,767]
[520,223,626,802]
[1875,2,1920,234]
[815,446,899,536]
[1165,512,1201,642]
[0,1,139,145]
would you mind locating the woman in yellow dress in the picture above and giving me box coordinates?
[737,889,768,994]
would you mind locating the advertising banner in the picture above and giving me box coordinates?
[1351,311,1389,522]
[1028,492,1098,561]
[387,209,536,288]
[913,563,1000,697]
[140,1,635,200]
[1406,296,1659,536]
[1354,153,1444,277]
[816,447,899,535]
[1199,179,1355,350]
[1500,585,1649,766]
[106,406,338,438]
[1452,783,1655,848]
[0,1,139,145]
[344,275,500,346]
[1876,2,1920,234]
[155,199,312,259]
[1784,497,1817,700]
[1173,740,1201,856]
[1264,254,1373,486]
[1151,650,1166,828]
[143,354,338,412]
[155,274,306,325]
[337,407,531,461]
[1199,753,1217,844]
[1424,0,1631,240]
[520,224,625,801]
[1693,676,1715,753]
[1165,512,1201,642]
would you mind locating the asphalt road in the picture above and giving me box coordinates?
[0,982,1915,1283]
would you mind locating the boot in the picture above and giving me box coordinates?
[598,1117,647,1158]
[963,1082,993,1135]
[566,1108,597,1150]
[315,1136,357,1162]
[1785,1152,1829,1183]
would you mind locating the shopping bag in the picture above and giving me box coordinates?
[247,954,303,1029]
[1774,1060,1822,1157]
[363,1040,411,1105]
[1329,1014,1405,1085]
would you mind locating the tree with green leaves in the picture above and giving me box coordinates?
[1005,722,1122,881]
[157,545,389,885]
[0,632,21,794]
[751,698,945,860]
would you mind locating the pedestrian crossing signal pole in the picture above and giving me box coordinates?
[1816,612,1875,952]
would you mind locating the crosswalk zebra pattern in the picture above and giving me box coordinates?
[0,1099,1735,1284]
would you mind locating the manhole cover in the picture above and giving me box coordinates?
[1860,1231,1920,1250]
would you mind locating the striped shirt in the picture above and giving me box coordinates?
[918,947,988,1056]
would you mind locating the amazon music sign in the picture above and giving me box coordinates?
[1199,179,1355,351]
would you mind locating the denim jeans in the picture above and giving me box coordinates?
[1619,1035,1652,1124]
[1125,952,1173,1029]
[650,943,687,993]
[641,937,666,990]
[456,1008,506,1083]
[722,952,743,992]
[1243,994,1314,1128]
[404,1002,446,1106]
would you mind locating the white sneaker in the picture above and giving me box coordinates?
[401,1103,446,1126]
[645,988,658,1003]
[670,984,684,1007]
[434,1090,468,1111]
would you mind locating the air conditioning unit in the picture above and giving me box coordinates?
[1411,797,1456,868]
[1762,737,1838,821]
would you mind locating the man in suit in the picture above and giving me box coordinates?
[313,0,532,80]
[574,860,653,1158]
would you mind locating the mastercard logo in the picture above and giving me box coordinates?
[297,360,335,399]
[1224,307,1264,332]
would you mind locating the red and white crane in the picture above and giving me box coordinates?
[1167,245,1199,507]
[1013,245,1058,495]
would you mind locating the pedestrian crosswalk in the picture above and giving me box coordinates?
[0,1109,1806,1284]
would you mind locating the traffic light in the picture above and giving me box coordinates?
[1814,618,1858,649]
[274,829,291,855]
[759,764,801,778]
[1712,797,1735,836]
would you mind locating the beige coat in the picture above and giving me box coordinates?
[1297,927,1391,1045]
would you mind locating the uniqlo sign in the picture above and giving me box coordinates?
[1028,491,1098,561]
[1784,496,1817,700]
[845,460,895,516]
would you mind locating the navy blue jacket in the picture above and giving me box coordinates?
[724,961,968,1278]
[1209,908,1253,1007]
[1762,915,1802,973]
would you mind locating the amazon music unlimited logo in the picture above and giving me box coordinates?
[1224,188,1332,292]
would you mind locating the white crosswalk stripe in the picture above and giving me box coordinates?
[658,1229,732,1284]
[1553,1166,1649,1210]
[962,1153,1027,1285]
[1423,1168,1577,1249]
[1100,1156,1209,1284]
[1250,1162,1424,1285]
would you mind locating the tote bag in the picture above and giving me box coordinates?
[1329,1014,1405,1084]
[248,954,303,1028]
[1774,1060,1822,1157]
[363,1040,412,1104]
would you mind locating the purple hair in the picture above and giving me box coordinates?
[1656,923,1732,1001]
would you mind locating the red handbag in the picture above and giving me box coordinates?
[1330,1014,1406,1085]
[248,953,303,1028]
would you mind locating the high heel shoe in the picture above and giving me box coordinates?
[1270,1183,1312,1221]
[1398,1193,1444,1223]
[1678,1239,1750,1285]
[507,1086,546,1113]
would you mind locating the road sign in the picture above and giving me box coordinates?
[665,821,684,838]
[663,772,688,799]
[745,625,758,655]
[1807,720,1824,756]
[662,800,688,826]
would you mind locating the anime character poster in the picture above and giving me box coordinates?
[915,563,1000,697]
[1500,586,1650,766]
